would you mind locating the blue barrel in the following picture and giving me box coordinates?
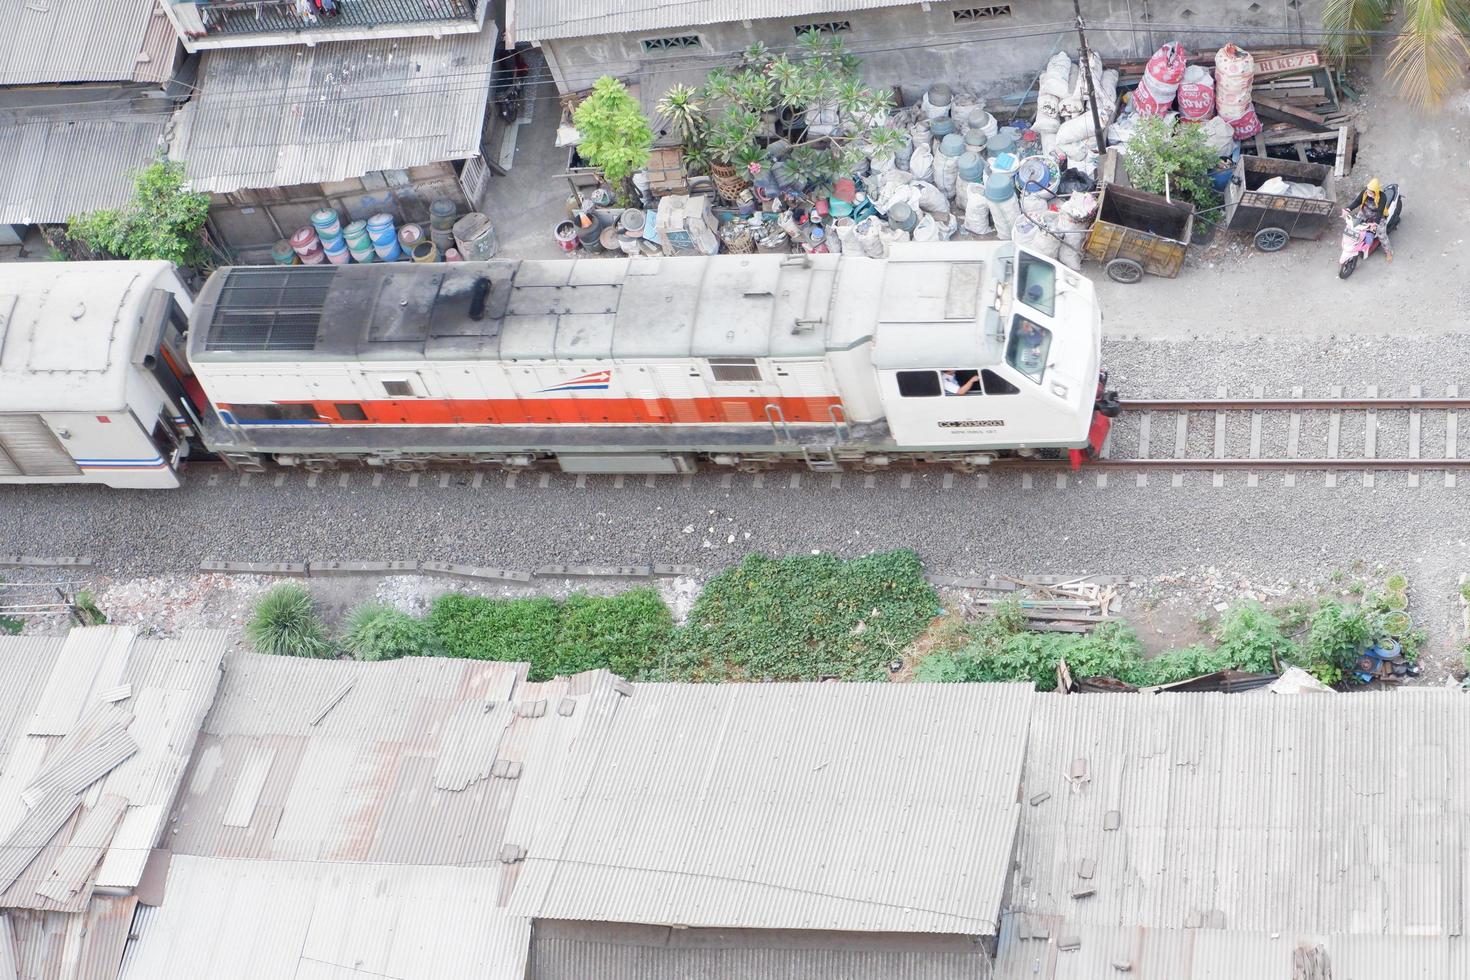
[888,202,918,232]
[367,213,397,247]
[939,132,965,157]
[957,152,985,183]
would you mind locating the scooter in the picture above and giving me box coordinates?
[496,51,528,125]
[1337,184,1402,279]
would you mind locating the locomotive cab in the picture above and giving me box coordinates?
[872,245,1101,454]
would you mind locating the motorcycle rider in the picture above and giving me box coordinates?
[1349,177,1393,262]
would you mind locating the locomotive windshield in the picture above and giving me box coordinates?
[1007,315,1051,383]
[1015,252,1056,318]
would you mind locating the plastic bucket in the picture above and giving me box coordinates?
[444,248,463,262]
[554,220,579,252]
[323,236,350,265]
[372,239,402,261]
[271,240,298,265]
[888,202,918,232]
[931,116,955,138]
[410,240,438,263]
[429,198,458,231]
[397,223,423,248]
[367,213,397,246]
[957,152,985,183]
[343,220,369,245]
[986,130,1018,158]
[598,226,621,251]
[939,132,966,157]
[984,169,1017,202]
[926,84,953,108]
[310,207,342,240]
[619,208,645,233]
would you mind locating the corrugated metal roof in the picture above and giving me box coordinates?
[530,920,995,980]
[993,915,1459,979]
[133,3,180,84]
[514,0,918,41]
[1009,692,1470,940]
[117,856,530,980]
[0,639,62,776]
[167,651,602,881]
[25,628,134,737]
[0,114,170,225]
[0,0,166,85]
[33,793,127,905]
[177,28,497,194]
[510,682,1035,935]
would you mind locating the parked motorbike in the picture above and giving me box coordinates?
[1337,184,1402,279]
[496,51,528,124]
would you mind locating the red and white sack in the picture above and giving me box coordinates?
[1176,65,1215,121]
[1211,44,1258,121]
[1130,83,1171,118]
[1140,41,1188,107]
[1223,106,1262,139]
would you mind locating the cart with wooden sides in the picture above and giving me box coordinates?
[1084,183,1194,284]
[1224,154,1336,252]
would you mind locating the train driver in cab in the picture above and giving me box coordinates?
[941,370,980,396]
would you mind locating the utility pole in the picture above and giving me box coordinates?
[1071,0,1108,153]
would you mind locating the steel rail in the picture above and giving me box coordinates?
[1120,398,1470,411]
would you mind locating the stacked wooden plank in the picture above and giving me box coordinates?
[963,574,1122,632]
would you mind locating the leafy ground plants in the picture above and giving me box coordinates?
[340,604,443,661]
[246,584,331,658]
[67,162,211,266]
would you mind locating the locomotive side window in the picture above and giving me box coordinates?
[1016,253,1057,317]
[896,371,941,398]
[982,369,1020,395]
[381,380,415,397]
[1007,316,1051,383]
[941,370,982,396]
[709,358,763,383]
[335,403,368,421]
[230,403,321,422]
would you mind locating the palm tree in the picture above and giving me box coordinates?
[1324,0,1470,105]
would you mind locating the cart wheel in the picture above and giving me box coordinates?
[1338,256,1357,280]
[1105,258,1144,284]
[1254,227,1289,252]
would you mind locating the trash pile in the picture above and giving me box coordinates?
[271,201,497,266]
[553,42,1354,270]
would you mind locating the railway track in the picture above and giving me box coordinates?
[1065,389,1470,478]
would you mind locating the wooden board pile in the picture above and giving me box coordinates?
[1117,48,1357,177]
[965,573,1122,633]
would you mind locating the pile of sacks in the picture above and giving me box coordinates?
[1124,40,1261,140]
[1033,51,1120,161]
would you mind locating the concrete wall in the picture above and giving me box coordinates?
[541,0,1323,103]
[209,162,470,260]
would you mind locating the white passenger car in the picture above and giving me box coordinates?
[0,261,200,489]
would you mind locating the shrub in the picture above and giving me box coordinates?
[673,550,938,681]
[246,584,331,658]
[1210,601,1294,673]
[340,603,443,661]
[573,76,654,189]
[1122,115,1222,217]
[74,590,107,626]
[543,589,675,680]
[68,162,211,266]
[1384,573,1408,592]
[1302,601,1373,673]
[0,615,22,635]
[426,594,561,665]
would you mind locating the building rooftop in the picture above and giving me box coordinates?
[161,0,487,53]
[173,28,496,194]
[511,0,918,42]
[0,112,169,225]
[509,682,1035,935]
[0,628,225,979]
[0,0,176,86]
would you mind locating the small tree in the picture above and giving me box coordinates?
[573,76,654,190]
[1122,116,1221,216]
[68,161,211,267]
[699,33,902,187]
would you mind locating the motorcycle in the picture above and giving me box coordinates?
[496,50,529,125]
[1337,184,1402,279]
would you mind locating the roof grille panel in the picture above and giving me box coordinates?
[205,267,332,352]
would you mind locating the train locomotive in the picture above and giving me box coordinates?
[0,243,1116,489]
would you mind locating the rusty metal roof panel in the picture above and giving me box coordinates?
[25,627,134,737]
[509,682,1036,934]
[514,0,918,41]
[1010,692,1470,940]
[0,0,163,85]
[179,28,498,194]
[33,794,127,906]
[117,856,531,980]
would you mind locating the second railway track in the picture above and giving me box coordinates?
[1067,389,1470,473]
